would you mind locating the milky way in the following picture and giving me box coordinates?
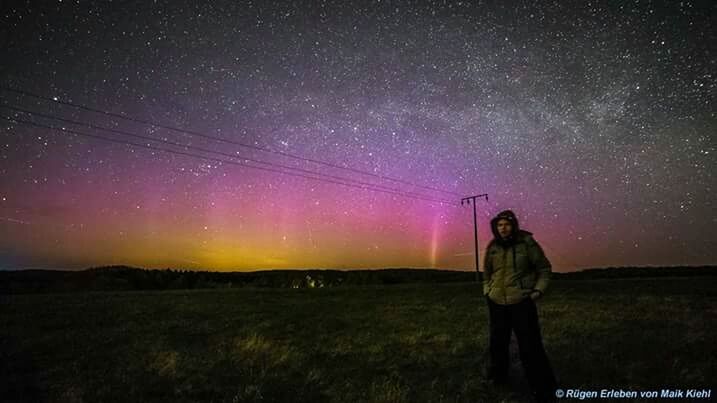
[0,1,714,271]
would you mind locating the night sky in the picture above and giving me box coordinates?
[0,1,714,272]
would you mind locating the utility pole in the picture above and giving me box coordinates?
[461,193,488,283]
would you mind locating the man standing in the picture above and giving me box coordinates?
[483,209,558,403]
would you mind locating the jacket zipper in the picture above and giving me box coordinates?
[503,247,508,304]
[502,245,516,305]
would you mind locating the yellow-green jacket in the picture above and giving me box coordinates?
[483,226,552,305]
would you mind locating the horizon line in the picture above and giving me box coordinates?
[2,264,716,273]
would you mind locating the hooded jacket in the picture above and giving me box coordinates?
[483,210,552,305]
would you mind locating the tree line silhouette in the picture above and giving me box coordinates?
[0,265,715,294]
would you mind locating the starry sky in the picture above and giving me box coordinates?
[0,0,714,272]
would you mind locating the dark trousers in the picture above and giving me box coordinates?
[487,296,558,402]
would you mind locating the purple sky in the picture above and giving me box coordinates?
[0,1,714,271]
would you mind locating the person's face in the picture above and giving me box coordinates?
[497,219,512,239]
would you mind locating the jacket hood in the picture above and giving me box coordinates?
[490,209,532,247]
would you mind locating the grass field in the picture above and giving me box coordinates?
[2,276,715,402]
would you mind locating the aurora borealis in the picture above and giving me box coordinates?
[0,1,714,272]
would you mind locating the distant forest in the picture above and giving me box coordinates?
[1,265,715,294]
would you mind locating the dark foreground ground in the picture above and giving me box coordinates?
[2,276,715,402]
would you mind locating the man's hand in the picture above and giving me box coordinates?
[529,289,543,301]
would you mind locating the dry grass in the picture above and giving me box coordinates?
[1,276,715,402]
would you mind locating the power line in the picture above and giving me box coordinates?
[461,193,489,282]
[1,115,461,206]
[0,86,464,197]
[0,104,456,204]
